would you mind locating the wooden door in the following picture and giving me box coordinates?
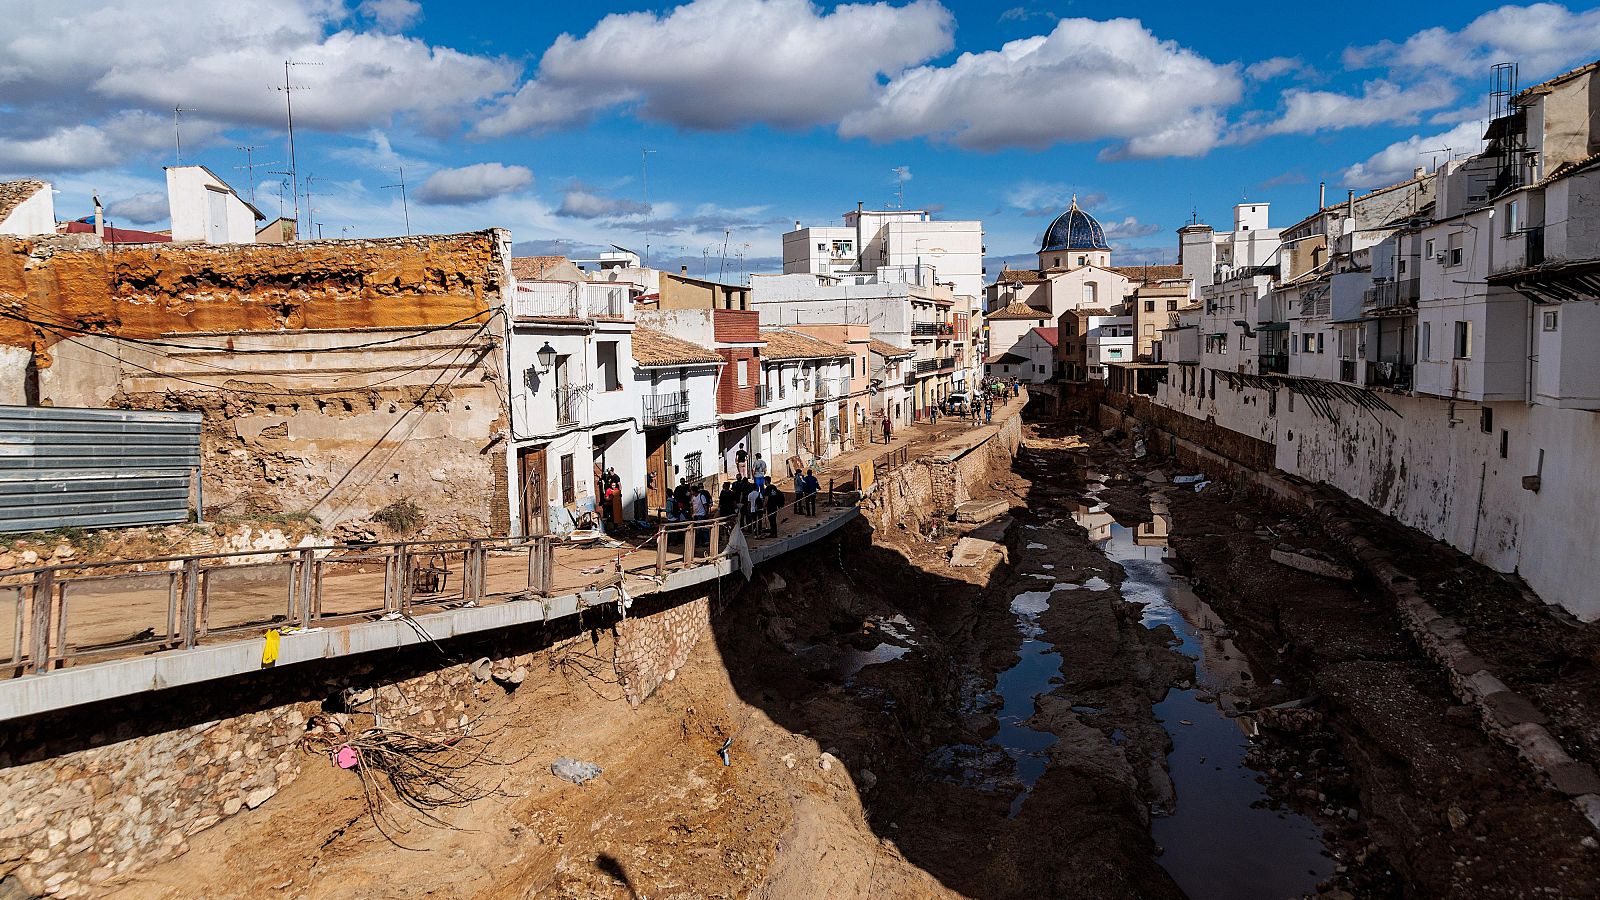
[645,430,671,515]
[517,447,548,536]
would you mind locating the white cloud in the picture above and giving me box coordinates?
[107,191,170,225]
[474,0,955,137]
[0,0,518,175]
[414,163,533,204]
[1245,56,1302,81]
[1345,3,1600,80]
[1337,119,1484,185]
[1100,216,1160,239]
[358,0,422,31]
[1004,182,1106,217]
[0,111,183,173]
[1340,119,1489,186]
[1238,79,1457,139]
[838,17,1242,157]
[892,165,913,183]
[557,188,650,219]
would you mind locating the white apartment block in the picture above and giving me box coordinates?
[782,205,986,301]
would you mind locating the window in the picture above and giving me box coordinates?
[560,454,575,505]
[684,452,703,481]
[1425,238,1436,258]
[1167,299,1179,311]
[1398,259,1407,275]
[1543,310,1559,332]
[1453,321,1471,359]
[1499,429,1509,459]
[1504,200,1520,236]
[1077,255,1087,266]
[1144,300,1156,312]
[597,341,621,391]
[1421,321,1432,360]
[1108,348,1124,360]
[1481,407,1494,434]
[736,357,748,387]
[778,365,786,398]
[1317,333,1325,353]
[1447,232,1464,267]
[1084,282,1098,304]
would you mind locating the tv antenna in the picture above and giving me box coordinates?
[641,148,657,266]
[173,106,196,165]
[303,174,319,238]
[1419,147,1453,173]
[382,164,411,235]
[718,228,730,282]
[274,60,320,224]
[234,146,279,206]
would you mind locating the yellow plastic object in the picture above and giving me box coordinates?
[261,629,281,666]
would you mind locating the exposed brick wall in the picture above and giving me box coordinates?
[717,349,762,414]
[711,309,759,343]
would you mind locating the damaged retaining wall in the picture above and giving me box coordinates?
[0,232,514,534]
[1104,374,1600,622]
[861,404,1024,530]
[0,578,718,897]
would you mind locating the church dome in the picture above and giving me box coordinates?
[1039,197,1110,252]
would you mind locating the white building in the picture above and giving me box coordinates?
[166,166,264,244]
[754,328,854,469]
[867,338,915,426]
[630,326,722,516]
[783,204,985,300]
[0,181,55,236]
[1086,315,1135,378]
[1179,202,1283,289]
[505,260,645,536]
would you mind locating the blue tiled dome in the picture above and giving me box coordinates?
[1039,198,1110,252]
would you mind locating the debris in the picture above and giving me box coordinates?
[949,536,996,568]
[819,752,840,772]
[336,745,359,769]
[719,738,733,767]
[261,629,281,667]
[954,499,1009,524]
[1192,481,1210,493]
[1173,474,1206,484]
[469,657,494,682]
[490,665,528,688]
[551,757,603,785]
[1269,548,1355,581]
[782,753,797,770]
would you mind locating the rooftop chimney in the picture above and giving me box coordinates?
[1414,167,1425,180]
[92,195,104,239]
[1318,181,1326,209]
[680,265,688,275]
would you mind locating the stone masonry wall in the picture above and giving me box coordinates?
[862,403,1024,531]
[613,595,713,707]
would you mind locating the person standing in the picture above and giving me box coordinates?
[882,415,891,443]
[985,398,993,424]
[690,484,709,546]
[718,480,738,522]
[735,444,748,478]
[800,469,820,516]
[752,453,769,490]
[762,481,784,537]
[746,481,765,536]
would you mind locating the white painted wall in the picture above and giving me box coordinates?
[166,167,257,243]
[0,186,55,236]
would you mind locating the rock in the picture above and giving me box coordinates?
[551,757,602,785]
[20,550,38,565]
[490,666,527,688]
[244,786,277,809]
[781,753,797,770]
[67,817,91,841]
[819,752,840,772]
[1446,806,1468,830]
[858,769,877,791]
[52,544,73,559]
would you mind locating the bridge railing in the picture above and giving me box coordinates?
[1,535,553,676]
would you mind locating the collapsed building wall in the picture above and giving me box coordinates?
[0,232,513,534]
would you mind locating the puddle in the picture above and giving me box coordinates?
[832,643,909,679]
[1026,542,1049,550]
[1076,486,1332,900]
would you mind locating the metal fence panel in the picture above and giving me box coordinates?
[0,406,202,533]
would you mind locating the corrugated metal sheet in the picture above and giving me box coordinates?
[0,406,202,533]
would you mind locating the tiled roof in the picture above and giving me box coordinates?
[631,326,720,367]
[0,180,46,222]
[510,256,571,280]
[986,351,1027,365]
[995,267,1045,283]
[1029,326,1059,347]
[867,338,914,359]
[1108,264,1184,283]
[759,329,851,360]
[986,301,1051,320]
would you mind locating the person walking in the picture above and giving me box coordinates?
[690,484,709,547]
[762,481,785,537]
[735,444,748,478]
[752,453,769,490]
[882,416,892,443]
[800,469,820,516]
[985,398,993,424]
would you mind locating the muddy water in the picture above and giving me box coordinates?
[1078,484,1333,900]
[996,584,1069,816]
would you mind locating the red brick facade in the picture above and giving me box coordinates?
[712,309,759,344]
[716,348,762,414]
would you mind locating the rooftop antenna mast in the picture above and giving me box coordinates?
[718,228,730,282]
[303,174,318,238]
[275,60,320,225]
[382,164,411,235]
[173,106,196,165]
[641,148,657,267]
[234,146,279,206]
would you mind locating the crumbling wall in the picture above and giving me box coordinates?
[1,232,513,534]
[861,405,1024,530]
[614,596,712,706]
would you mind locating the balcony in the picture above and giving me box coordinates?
[642,391,690,427]
[936,356,957,371]
[1367,360,1414,391]
[913,358,937,375]
[1363,278,1420,314]
[555,385,583,426]
[1258,352,1288,375]
[815,380,833,399]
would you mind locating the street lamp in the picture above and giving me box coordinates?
[536,342,557,371]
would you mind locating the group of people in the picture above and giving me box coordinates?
[720,475,785,537]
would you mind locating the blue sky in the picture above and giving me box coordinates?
[4,1,1599,276]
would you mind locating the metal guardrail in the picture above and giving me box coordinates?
[642,391,690,427]
[1364,279,1420,312]
[2,536,554,676]
[556,385,584,426]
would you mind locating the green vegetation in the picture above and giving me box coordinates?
[373,498,426,535]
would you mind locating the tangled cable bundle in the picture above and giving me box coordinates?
[302,715,527,846]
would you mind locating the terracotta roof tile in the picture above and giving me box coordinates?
[759,329,852,360]
[1108,264,1184,283]
[1029,326,1059,347]
[867,338,914,359]
[995,268,1045,283]
[0,180,46,223]
[986,301,1051,320]
[510,255,572,281]
[631,326,720,367]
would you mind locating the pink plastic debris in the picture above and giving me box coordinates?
[336,745,359,769]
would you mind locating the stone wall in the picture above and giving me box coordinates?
[0,586,725,897]
[861,402,1025,530]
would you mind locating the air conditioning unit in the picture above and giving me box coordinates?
[1434,252,1448,262]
